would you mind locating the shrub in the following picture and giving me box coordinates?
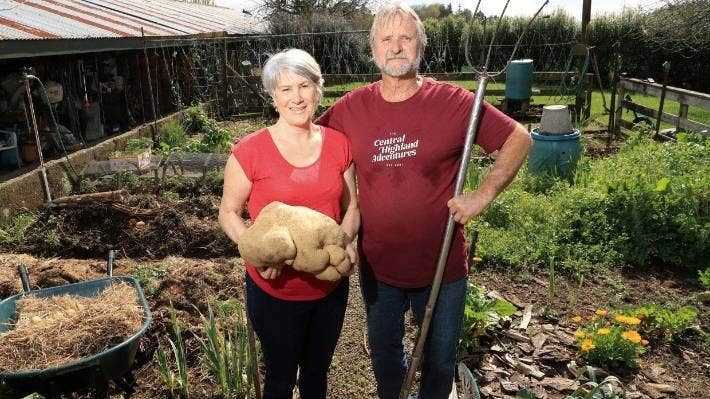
[471,132,708,275]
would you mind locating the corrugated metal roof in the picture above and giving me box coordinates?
[0,0,264,40]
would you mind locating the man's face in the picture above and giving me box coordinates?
[372,13,421,78]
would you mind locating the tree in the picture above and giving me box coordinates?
[259,0,373,32]
[641,0,710,54]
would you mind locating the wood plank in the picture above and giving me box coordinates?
[620,77,710,109]
[623,101,710,134]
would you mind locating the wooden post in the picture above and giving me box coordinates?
[614,78,626,135]
[582,0,592,43]
[678,103,689,132]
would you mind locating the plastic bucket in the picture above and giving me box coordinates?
[528,128,581,178]
[505,59,534,100]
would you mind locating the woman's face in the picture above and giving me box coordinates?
[272,70,319,128]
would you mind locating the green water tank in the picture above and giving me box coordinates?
[505,59,534,100]
[528,128,581,178]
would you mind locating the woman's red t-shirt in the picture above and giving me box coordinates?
[232,126,352,300]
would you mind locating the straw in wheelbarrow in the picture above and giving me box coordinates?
[0,281,144,372]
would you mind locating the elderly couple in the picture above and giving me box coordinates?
[219,3,531,399]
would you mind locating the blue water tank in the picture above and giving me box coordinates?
[505,59,534,100]
[528,128,581,178]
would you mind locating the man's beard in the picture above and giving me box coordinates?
[375,53,421,77]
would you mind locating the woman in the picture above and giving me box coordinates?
[218,48,359,399]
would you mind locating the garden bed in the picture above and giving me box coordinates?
[0,116,707,398]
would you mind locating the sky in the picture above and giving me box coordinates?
[216,0,663,19]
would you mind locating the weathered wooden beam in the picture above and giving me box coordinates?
[619,77,710,110]
[620,101,710,135]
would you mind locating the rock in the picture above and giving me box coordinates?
[541,324,556,332]
[626,392,651,399]
[541,377,579,392]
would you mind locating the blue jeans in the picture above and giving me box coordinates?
[246,274,349,399]
[360,271,466,399]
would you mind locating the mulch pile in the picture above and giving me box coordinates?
[0,282,144,371]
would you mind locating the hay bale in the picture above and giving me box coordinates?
[0,282,144,372]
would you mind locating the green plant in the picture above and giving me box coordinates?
[130,265,167,296]
[699,268,710,289]
[572,309,647,371]
[125,137,153,153]
[473,131,709,276]
[0,213,38,246]
[194,302,254,398]
[163,191,180,203]
[156,306,190,398]
[160,120,188,153]
[458,281,516,356]
[566,366,625,398]
[634,304,698,342]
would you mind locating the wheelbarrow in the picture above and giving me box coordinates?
[0,251,152,398]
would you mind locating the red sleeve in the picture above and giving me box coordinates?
[321,127,353,174]
[476,101,519,154]
[230,130,263,182]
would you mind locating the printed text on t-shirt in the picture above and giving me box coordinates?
[372,133,419,166]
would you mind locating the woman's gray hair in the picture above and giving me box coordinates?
[261,48,324,99]
[369,3,427,53]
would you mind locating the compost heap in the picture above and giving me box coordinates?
[0,282,143,371]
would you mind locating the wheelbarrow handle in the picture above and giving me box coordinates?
[18,263,31,293]
[107,249,115,277]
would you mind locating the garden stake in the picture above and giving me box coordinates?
[399,2,549,397]
[23,69,52,204]
[654,61,671,139]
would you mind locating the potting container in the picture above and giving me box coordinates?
[528,128,581,178]
[0,276,152,398]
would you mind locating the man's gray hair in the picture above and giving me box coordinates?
[369,3,428,53]
[261,48,324,98]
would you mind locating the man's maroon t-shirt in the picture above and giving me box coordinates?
[317,77,517,288]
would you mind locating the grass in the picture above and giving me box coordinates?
[322,80,710,133]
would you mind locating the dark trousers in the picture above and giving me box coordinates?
[246,274,349,399]
[360,271,467,399]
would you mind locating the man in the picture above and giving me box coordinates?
[317,3,531,398]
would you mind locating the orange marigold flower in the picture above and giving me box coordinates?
[620,316,641,325]
[574,330,586,339]
[595,309,608,316]
[580,339,596,352]
[622,330,642,344]
[597,328,611,335]
[571,315,583,323]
